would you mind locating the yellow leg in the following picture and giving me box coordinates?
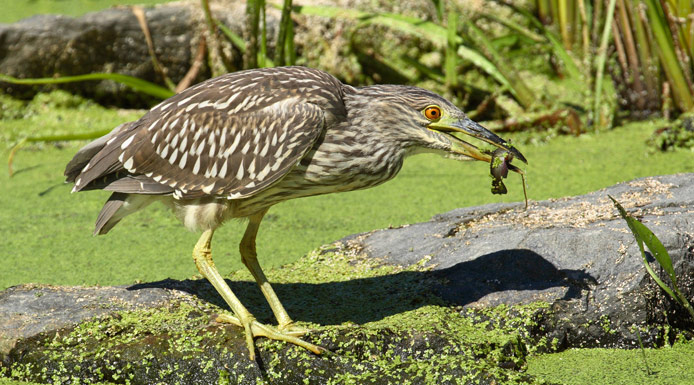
[240,209,295,330]
[193,228,322,360]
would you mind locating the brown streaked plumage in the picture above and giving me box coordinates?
[65,66,526,359]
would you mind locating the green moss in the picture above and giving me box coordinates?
[7,301,220,384]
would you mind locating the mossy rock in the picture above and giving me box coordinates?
[1,252,554,385]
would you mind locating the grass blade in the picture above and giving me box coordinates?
[200,0,231,75]
[465,22,535,109]
[577,0,591,59]
[431,0,443,22]
[244,0,260,68]
[216,20,246,52]
[635,330,652,375]
[0,73,174,99]
[615,0,644,105]
[132,5,176,91]
[402,55,444,83]
[275,0,293,66]
[479,12,545,42]
[594,0,617,128]
[557,0,571,48]
[536,0,551,24]
[445,10,459,88]
[610,195,694,320]
[285,16,296,65]
[456,45,513,94]
[643,0,693,111]
[259,0,268,68]
[216,20,275,67]
[8,130,111,177]
[631,0,660,99]
[290,5,450,46]
[496,1,584,84]
[360,12,450,46]
[675,0,693,61]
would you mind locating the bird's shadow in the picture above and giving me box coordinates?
[129,249,596,325]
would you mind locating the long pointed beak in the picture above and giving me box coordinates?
[430,117,527,166]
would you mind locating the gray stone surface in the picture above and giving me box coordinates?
[0,5,209,106]
[0,284,177,356]
[340,173,694,348]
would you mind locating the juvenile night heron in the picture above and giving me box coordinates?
[65,66,526,359]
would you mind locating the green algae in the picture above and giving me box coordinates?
[3,99,694,291]
[1,90,145,148]
[527,340,694,385]
[3,93,694,384]
[1,0,175,24]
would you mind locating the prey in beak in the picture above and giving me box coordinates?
[427,113,529,205]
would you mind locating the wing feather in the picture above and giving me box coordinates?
[102,67,345,199]
[66,67,348,236]
[120,103,326,199]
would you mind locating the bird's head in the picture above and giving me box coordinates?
[354,85,526,168]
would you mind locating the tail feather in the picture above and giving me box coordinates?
[67,119,173,196]
[95,193,127,235]
[94,193,157,235]
[67,121,144,192]
[83,173,174,194]
[65,122,131,183]
[69,121,170,235]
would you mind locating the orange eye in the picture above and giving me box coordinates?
[424,106,442,120]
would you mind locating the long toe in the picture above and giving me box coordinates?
[251,320,324,355]
[278,321,311,336]
[216,313,324,356]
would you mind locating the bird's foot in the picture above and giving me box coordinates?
[216,313,323,359]
[277,321,311,335]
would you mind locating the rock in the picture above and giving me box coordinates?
[341,173,694,349]
[0,1,469,108]
[0,283,176,356]
[1,281,542,384]
[1,174,692,384]
[0,5,210,107]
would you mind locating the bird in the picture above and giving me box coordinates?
[65,66,526,359]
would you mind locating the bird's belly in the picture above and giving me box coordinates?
[164,197,232,232]
[232,158,402,217]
